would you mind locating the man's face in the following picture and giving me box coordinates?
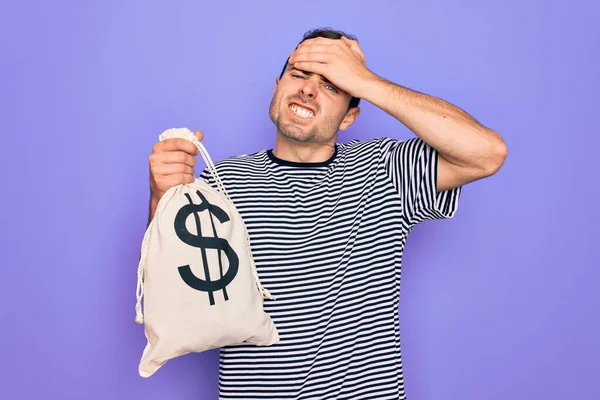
[269,64,358,144]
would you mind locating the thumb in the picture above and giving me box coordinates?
[194,130,204,142]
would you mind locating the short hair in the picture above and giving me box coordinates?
[279,28,361,109]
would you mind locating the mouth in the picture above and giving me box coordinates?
[288,102,315,119]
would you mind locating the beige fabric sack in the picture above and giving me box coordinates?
[134,128,279,378]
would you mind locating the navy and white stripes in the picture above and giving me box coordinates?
[200,137,461,400]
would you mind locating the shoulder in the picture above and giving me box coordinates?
[347,136,432,159]
[199,149,267,184]
[337,137,400,161]
[211,150,266,171]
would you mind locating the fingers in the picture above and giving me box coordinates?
[296,42,336,51]
[298,37,336,47]
[292,44,336,60]
[149,151,196,167]
[149,157,195,197]
[296,37,365,63]
[159,174,195,188]
[148,130,205,200]
[290,51,332,65]
[153,138,199,156]
[151,163,195,176]
[292,61,327,76]
[340,36,365,62]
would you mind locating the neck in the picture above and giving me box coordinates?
[273,131,337,163]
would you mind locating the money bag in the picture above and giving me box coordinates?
[134,128,279,378]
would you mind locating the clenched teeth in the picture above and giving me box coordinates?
[290,104,315,118]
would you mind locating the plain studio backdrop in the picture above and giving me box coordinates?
[1,0,598,399]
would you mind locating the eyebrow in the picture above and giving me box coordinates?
[288,65,334,86]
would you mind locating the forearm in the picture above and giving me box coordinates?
[358,75,506,171]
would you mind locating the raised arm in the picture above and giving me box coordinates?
[289,36,508,192]
[359,77,508,191]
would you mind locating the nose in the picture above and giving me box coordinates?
[299,76,319,99]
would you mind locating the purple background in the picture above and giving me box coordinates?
[1,0,598,399]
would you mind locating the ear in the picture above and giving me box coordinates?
[274,77,280,93]
[339,107,361,131]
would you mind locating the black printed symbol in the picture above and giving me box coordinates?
[174,190,239,306]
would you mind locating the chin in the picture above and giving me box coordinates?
[279,124,317,143]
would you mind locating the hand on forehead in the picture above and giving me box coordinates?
[289,37,366,67]
[287,36,369,98]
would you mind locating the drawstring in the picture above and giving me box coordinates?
[190,134,276,302]
[190,135,275,300]
[135,128,274,324]
[135,219,154,324]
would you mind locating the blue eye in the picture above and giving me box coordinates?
[326,85,338,93]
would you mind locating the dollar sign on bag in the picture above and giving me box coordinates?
[174,190,239,306]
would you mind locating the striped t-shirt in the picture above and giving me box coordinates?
[200,136,461,400]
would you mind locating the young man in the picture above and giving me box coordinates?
[148,28,507,400]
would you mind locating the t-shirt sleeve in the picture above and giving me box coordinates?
[380,137,462,226]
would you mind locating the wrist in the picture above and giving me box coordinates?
[354,72,387,104]
[150,192,162,207]
[148,194,161,224]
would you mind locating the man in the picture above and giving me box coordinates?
[147,28,507,400]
